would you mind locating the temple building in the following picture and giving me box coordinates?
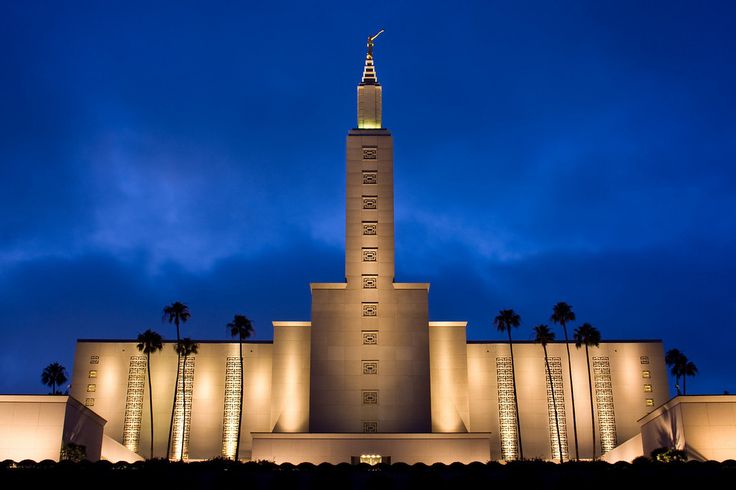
[64,35,671,464]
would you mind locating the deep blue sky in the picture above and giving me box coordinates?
[1,1,734,396]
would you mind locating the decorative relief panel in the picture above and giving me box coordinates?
[362,361,378,375]
[362,222,377,235]
[89,355,99,364]
[362,196,378,210]
[88,370,97,378]
[221,356,242,459]
[362,390,378,405]
[362,421,378,433]
[362,275,378,289]
[593,356,617,454]
[362,248,378,262]
[544,357,569,461]
[362,172,377,185]
[170,356,196,460]
[496,356,518,461]
[122,355,147,454]
[362,147,377,160]
[362,303,378,317]
[84,398,94,407]
[362,331,378,345]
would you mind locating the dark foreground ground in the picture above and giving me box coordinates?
[3,459,735,489]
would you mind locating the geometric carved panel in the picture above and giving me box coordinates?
[363,172,377,185]
[544,357,569,461]
[362,390,378,405]
[362,248,378,262]
[362,147,377,160]
[362,275,378,289]
[221,356,242,460]
[362,331,378,345]
[496,356,518,461]
[362,222,377,235]
[362,361,378,375]
[362,421,378,433]
[169,356,195,461]
[362,196,377,210]
[362,303,378,317]
[122,355,147,454]
[593,356,617,454]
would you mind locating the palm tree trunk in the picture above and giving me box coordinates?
[683,374,686,396]
[235,338,244,461]
[508,330,524,460]
[544,344,564,463]
[562,323,579,460]
[167,322,181,460]
[585,345,596,460]
[147,352,154,460]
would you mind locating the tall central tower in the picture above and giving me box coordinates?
[308,33,432,433]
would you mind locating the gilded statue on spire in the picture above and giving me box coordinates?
[367,29,384,58]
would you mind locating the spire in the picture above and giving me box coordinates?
[360,29,383,84]
[357,30,384,129]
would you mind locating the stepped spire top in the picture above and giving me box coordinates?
[361,29,384,85]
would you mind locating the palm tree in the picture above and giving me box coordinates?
[574,322,601,460]
[682,360,698,395]
[665,348,686,395]
[227,314,255,461]
[551,301,580,460]
[173,338,198,461]
[162,301,191,459]
[136,329,164,459]
[494,308,523,460]
[534,325,563,463]
[41,362,68,395]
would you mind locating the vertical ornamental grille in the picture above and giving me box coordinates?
[221,356,242,459]
[544,357,569,461]
[122,356,147,453]
[593,356,617,454]
[496,357,518,461]
[170,356,196,460]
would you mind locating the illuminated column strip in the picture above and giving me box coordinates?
[169,357,196,460]
[496,357,518,461]
[122,356,147,453]
[221,356,242,459]
[544,357,569,461]
[593,356,617,454]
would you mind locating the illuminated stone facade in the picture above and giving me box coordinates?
[69,39,670,463]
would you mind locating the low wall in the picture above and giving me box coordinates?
[251,433,492,464]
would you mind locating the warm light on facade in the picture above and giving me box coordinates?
[360,454,382,465]
[122,356,146,453]
[496,357,518,460]
[545,357,569,461]
[169,357,195,460]
[221,356,242,459]
[593,356,617,454]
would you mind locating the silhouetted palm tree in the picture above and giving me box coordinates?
[227,314,254,461]
[137,329,164,459]
[173,338,198,461]
[41,362,68,395]
[494,308,523,460]
[162,301,190,459]
[682,360,698,395]
[665,348,688,395]
[534,324,563,463]
[574,322,601,460]
[551,301,579,460]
